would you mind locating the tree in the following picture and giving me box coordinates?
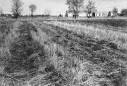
[108,11,111,17]
[66,0,84,19]
[65,11,68,17]
[112,7,118,17]
[92,12,95,17]
[29,4,36,17]
[11,0,23,18]
[58,14,63,17]
[86,0,96,18]
[120,9,127,16]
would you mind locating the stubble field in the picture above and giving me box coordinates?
[0,17,127,86]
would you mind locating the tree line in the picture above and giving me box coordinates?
[0,0,127,18]
[0,0,50,18]
[66,0,127,18]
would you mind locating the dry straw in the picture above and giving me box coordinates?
[44,21,127,50]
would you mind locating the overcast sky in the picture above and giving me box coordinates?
[0,0,127,15]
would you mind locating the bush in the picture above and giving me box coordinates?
[120,9,127,16]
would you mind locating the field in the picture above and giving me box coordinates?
[0,17,127,86]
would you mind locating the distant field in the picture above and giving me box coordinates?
[56,18,127,27]
[2,16,127,28]
[78,19,127,27]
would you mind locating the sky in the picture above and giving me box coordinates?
[0,0,127,15]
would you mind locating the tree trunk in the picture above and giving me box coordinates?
[31,11,33,17]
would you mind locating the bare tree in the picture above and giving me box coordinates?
[112,7,118,17]
[11,0,23,18]
[66,0,84,19]
[86,0,96,18]
[29,4,36,17]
